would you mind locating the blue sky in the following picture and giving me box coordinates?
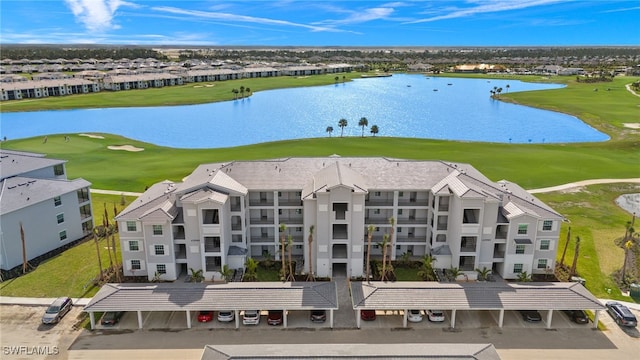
[1,1,638,46]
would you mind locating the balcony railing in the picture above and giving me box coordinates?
[396,235,427,243]
[437,224,448,230]
[278,199,302,207]
[398,200,428,206]
[397,217,428,224]
[493,251,505,259]
[175,251,187,260]
[460,245,477,253]
[365,199,394,207]
[249,236,275,243]
[249,199,274,206]
[365,217,391,224]
[231,223,242,231]
[204,245,221,253]
[278,216,303,224]
[250,217,275,224]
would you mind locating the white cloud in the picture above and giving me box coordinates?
[318,7,395,26]
[152,6,348,33]
[406,0,565,24]
[64,0,138,32]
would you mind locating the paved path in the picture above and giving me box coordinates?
[90,189,143,196]
[527,178,640,194]
[626,83,640,98]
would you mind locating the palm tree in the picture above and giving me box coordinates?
[447,267,463,282]
[334,76,339,83]
[286,234,295,281]
[326,126,333,137]
[338,118,348,137]
[245,87,251,96]
[378,234,390,281]
[279,224,287,280]
[388,217,396,261]
[244,258,258,281]
[570,236,581,277]
[517,271,532,282]
[93,230,104,281]
[231,88,239,100]
[496,87,503,97]
[475,266,491,281]
[505,84,510,93]
[417,254,437,281]
[559,226,571,269]
[358,117,368,137]
[190,268,204,283]
[366,225,374,283]
[621,223,635,285]
[307,225,315,281]
[370,125,379,137]
[239,86,245,98]
[221,265,234,282]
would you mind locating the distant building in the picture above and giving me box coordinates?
[0,150,93,275]
[117,157,563,282]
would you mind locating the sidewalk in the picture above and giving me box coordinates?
[0,296,92,307]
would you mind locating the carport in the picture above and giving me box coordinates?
[84,281,338,329]
[350,281,605,329]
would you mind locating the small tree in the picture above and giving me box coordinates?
[190,268,204,283]
[517,271,532,282]
[366,225,374,283]
[244,258,258,281]
[475,267,491,281]
[326,126,333,137]
[559,226,571,268]
[307,225,315,281]
[570,236,581,278]
[221,264,234,283]
[447,267,462,282]
[370,125,379,137]
[279,224,287,280]
[417,254,437,281]
[286,235,295,282]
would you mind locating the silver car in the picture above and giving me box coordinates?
[42,297,73,324]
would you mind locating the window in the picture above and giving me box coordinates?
[374,191,381,196]
[131,260,141,270]
[436,234,446,242]
[156,264,166,274]
[398,209,403,215]
[539,240,551,251]
[518,224,528,235]
[59,230,67,241]
[373,209,380,215]
[296,227,303,232]
[204,237,221,252]
[515,244,525,254]
[129,241,139,251]
[202,209,219,224]
[513,263,523,273]
[53,164,64,176]
[398,191,404,197]
[296,209,302,214]
[463,209,480,224]
[537,259,548,269]
[126,221,137,232]
[56,213,64,224]
[542,220,553,231]
[54,196,62,207]
[77,188,90,203]
[154,245,165,255]
[152,225,163,235]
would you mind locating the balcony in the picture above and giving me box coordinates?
[365,199,394,207]
[397,217,428,225]
[398,199,428,207]
[493,251,505,259]
[249,236,275,244]
[278,199,302,207]
[396,235,427,243]
[250,217,275,225]
[278,216,303,224]
[437,223,448,231]
[365,216,389,224]
[249,199,274,207]
[173,227,185,240]
[231,223,242,231]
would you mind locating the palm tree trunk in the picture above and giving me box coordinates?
[111,234,120,282]
[366,226,373,283]
[570,236,580,278]
[94,231,104,281]
[307,226,314,281]
[287,236,294,281]
[559,226,571,268]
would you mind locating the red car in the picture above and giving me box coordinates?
[197,311,214,322]
[361,310,376,321]
[267,310,283,326]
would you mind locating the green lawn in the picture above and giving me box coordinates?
[0,194,135,298]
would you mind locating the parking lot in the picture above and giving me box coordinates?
[95,308,600,331]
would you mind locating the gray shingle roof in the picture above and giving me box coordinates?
[84,282,338,312]
[0,150,65,181]
[202,343,501,360]
[350,281,604,311]
[0,176,91,215]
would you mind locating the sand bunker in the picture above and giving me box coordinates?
[107,145,144,152]
[79,133,104,139]
[623,123,640,129]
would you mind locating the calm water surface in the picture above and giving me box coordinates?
[0,74,608,148]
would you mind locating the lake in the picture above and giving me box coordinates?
[0,74,609,148]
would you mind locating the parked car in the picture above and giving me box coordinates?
[197,311,214,323]
[427,310,445,322]
[310,310,327,323]
[519,310,542,322]
[217,310,235,322]
[361,310,376,321]
[100,311,125,326]
[563,310,589,324]
[42,297,73,325]
[242,310,261,325]
[267,310,283,326]
[606,301,638,327]
[407,309,423,323]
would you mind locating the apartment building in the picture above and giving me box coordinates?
[116,157,563,282]
[0,150,93,275]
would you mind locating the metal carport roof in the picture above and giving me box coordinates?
[84,281,338,312]
[350,281,605,311]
